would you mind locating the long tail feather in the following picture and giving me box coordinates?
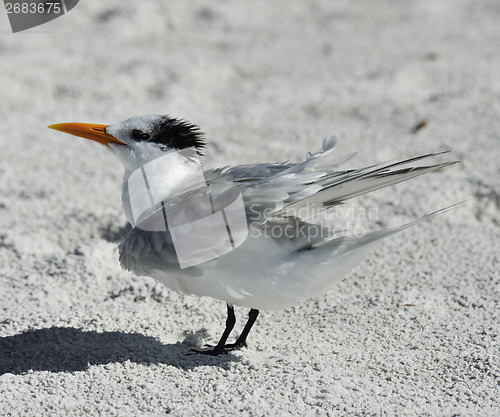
[282,152,458,214]
[316,202,463,252]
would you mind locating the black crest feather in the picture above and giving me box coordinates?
[141,116,206,154]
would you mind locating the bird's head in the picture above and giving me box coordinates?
[48,114,206,173]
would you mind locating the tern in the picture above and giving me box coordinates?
[49,115,456,355]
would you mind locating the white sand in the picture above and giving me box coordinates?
[0,1,499,415]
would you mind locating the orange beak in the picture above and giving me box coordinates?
[48,122,125,147]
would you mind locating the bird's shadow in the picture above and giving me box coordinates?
[0,326,237,375]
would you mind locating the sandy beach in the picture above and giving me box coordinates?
[0,1,498,415]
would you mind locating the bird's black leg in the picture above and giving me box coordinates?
[189,303,236,356]
[225,309,259,351]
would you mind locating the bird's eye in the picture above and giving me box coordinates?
[131,129,150,141]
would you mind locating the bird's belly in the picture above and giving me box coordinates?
[121,231,365,310]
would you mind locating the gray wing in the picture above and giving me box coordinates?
[119,136,457,275]
[205,136,456,223]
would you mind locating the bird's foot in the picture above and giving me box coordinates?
[222,341,247,351]
[187,341,247,356]
[188,345,227,356]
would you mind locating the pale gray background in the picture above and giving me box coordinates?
[0,1,498,416]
